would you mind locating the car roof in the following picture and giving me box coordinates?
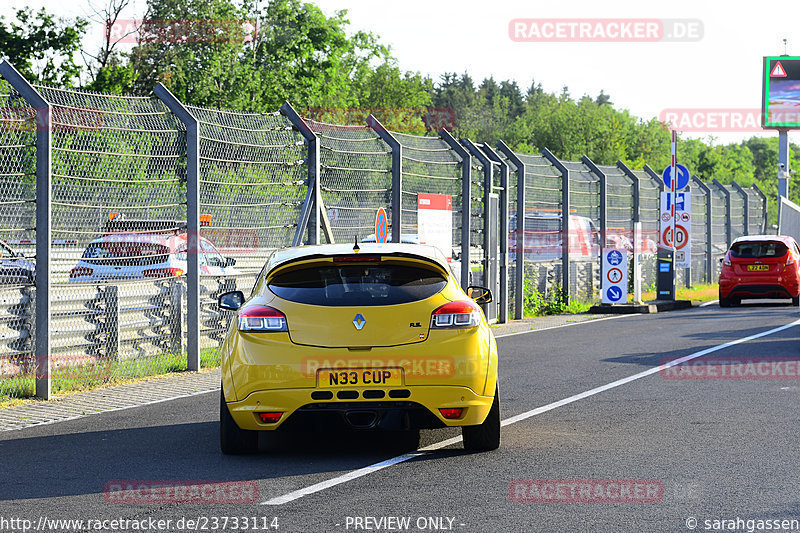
[732,235,797,246]
[265,243,451,272]
[89,233,181,245]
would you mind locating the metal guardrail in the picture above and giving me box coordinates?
[0,274,256,379]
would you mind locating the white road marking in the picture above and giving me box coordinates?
[261,318,800,506]
[4,387,218,432]
[699,300,719,307]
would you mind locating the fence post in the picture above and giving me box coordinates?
[712,179,732,248]
[280,102,320,245]
[751,184,768,233]
[153,83,199,371]
[692,176,713,283]
[496,141,525,319]
[541,148,571,300]
[617,160,641,299]
[480,143,509,324]
[440,129,471,290]
[366,115,401,242]
[0,60,52,398]
[731,180,750,236]
[581,156,607,271]
[461,139,496,320]
[644,165,665,194]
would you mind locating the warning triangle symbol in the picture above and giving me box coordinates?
[771,61,788,77]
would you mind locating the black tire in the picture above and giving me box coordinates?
[719,295,731,308]
[792,295,799,307]
[462,387,500,452]
[220,389,258,455]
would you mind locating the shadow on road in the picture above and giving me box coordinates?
[0,422,464,502]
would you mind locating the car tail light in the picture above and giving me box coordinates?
[143,267,184,278]
[788,255,796,266]
[723,255,732,267]
[257,412,283,423]
[69,266,93,278]
[238,306,288,332]
[439,408,463,419]
[430,301,481,329]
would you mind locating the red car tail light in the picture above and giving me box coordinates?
[439,408,464,419]
[787,255,796,266]
[257,412,283,423]
[430,301,481,329]
[723,255,732,267]
[238,306,288,332]
[69,266,93,278]
[142,267,184,278]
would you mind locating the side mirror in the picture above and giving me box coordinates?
[467,285,493,305]
[218,290,245,311]
[719,258,724,263]
[225,256,236,267]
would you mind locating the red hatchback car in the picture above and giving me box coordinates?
[718,235,800,307]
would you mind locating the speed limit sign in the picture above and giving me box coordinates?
[661,224,688,249]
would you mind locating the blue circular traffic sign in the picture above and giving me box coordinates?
[662,164,690,191]
[606,250,623,266]
[606,286,623,302]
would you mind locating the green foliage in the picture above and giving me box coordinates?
[3,1,796,226]
[522,280,569,316]
[0,7,88,86]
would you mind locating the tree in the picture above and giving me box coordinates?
[82,0,140,93]
[0,7,87,86]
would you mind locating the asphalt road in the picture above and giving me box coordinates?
[2,302,799,533]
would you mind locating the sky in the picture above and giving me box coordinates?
[2,0,800,145]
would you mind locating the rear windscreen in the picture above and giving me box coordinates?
[730,241,788,259]
[268,263,447,306]
[81,242,170,266]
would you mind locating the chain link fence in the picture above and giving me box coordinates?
[690,185,709,286]
[191,105,306,362]
[0,61,772,400]
[0,79,36,399]
[39,84,187,395]
[308,119,392,243]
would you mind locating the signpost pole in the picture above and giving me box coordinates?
[671,131,677,263]
[778,129,790,201]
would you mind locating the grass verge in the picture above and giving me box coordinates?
[1,348,220,407]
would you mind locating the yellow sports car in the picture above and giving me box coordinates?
[217,242,500,454]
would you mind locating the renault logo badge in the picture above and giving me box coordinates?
[353,314,366,330]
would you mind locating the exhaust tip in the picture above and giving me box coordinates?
[345,410,378,428]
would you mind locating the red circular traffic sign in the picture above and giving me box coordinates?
[607,267,623,284]
[375,207,388,243]
[662,224,688,249]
